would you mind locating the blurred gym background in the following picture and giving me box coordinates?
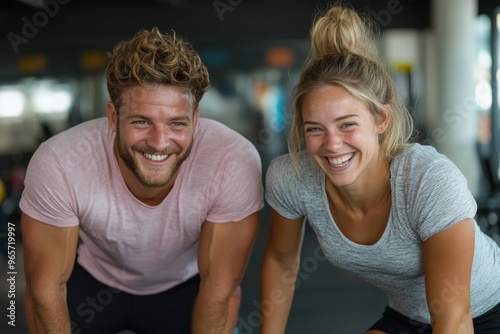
[0,0,499,333]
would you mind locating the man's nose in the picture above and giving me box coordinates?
[147,125,169,151]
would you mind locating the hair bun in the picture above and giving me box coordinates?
[310,6,378,61]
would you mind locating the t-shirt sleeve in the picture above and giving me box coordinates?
[204,141,264,223]
[265,155,305,219]
[19,143,79,227]
[409,158,477,241]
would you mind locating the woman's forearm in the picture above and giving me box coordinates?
[260,255,299,334]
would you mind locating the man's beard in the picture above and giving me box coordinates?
[116,125,193,188]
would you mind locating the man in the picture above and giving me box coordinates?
[20,27,264,334]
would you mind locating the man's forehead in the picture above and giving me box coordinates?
[123,85,192,99]
[116,86,196,116]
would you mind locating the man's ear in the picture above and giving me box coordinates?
[107,101,118,132]
[193,107,200,129]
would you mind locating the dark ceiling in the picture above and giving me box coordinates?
[2,0,500,51]
[0,0,498,77]
[1,0,435,53]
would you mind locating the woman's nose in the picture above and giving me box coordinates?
[324,130,342,151]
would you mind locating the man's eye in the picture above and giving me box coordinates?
[133,120,148,125]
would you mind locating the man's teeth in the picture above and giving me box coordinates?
[143,153,168,161]
[328,153,353,166]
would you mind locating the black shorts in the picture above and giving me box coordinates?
[67,261,200,334]
[368,302,500,334]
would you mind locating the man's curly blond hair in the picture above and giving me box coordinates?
[106,27,209,110]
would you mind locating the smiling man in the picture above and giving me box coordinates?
[20,28,264,334]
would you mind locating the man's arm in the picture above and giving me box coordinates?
[423,218,475,334]
[22,213,79,334]
[192,211,259,334]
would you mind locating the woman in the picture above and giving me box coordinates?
[261,4,500,334]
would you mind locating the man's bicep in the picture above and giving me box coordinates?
[22,213,79,287]
[198,212,259,285]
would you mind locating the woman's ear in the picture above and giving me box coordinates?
[376,105,391,134]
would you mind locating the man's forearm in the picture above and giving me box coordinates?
[192,286,240,334]
[26,287,72,334]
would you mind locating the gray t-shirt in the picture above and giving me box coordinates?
[266,143,500,323]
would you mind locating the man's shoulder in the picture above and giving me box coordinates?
[197,118,245,138]
[187,118,261,176]
[44,117,109,147]
[34,117,111,171]
[196,118,258,153]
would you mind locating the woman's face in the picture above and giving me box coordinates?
[302,85,389,188]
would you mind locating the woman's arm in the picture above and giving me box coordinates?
[260,209,306,334]
[423,218,475,333]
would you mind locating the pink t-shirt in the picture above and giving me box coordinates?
[20,117,264,295]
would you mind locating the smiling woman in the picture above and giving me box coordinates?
[260,3,500,334]
[301,85,390,188]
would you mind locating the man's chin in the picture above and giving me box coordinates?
[136,175,172,188]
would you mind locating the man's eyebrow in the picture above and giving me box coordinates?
[124,114,192,122]
[124,114,152,122]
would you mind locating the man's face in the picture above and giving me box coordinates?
[107,85,199,189]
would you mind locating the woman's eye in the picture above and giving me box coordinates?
[341,123,355,129]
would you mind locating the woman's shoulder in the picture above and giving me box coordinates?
[267,150,320,182]
[392,143,454,174]
[266,154,297,188]
[265,151,320,218]
[391,142,469,198]
[266,151,324,202]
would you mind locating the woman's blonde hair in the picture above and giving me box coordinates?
[106,27,209,111]
[289,4,414,172]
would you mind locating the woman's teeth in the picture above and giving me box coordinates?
[328,153,353,167]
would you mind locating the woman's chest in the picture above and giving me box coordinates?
[327,196,391,246]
